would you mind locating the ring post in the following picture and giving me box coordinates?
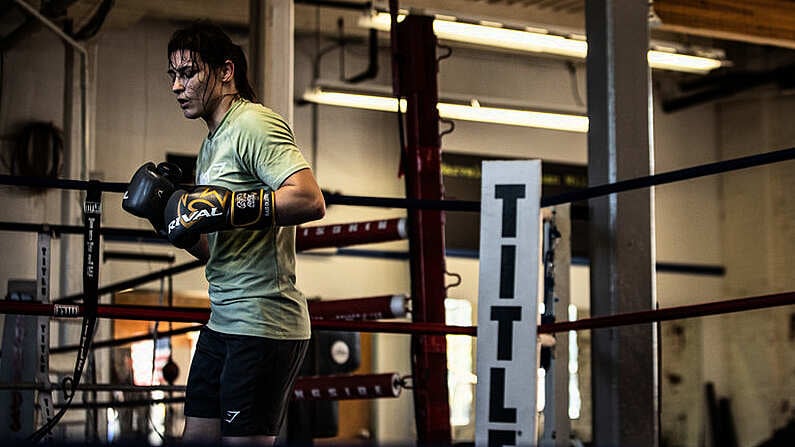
[476,160,542,446]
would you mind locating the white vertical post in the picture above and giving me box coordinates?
[254,0,294,126]
[540,205,571,447]
[476,160,542,446]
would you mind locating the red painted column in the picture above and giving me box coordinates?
[393,13,452,444]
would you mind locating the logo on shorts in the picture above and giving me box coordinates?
[224,410,241,423]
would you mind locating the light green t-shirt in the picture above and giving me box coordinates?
[195,98,310,340]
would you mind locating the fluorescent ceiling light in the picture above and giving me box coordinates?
[302,87,589,133]
[646,51,723,73]
[359,12,724,74]
[304,89,406,113]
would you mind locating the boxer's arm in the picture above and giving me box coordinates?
[273,168,325,226]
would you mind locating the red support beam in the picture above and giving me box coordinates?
[393,13,452,444]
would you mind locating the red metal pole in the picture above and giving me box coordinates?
[393,13,452,444]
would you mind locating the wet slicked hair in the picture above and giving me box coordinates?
[168,21,257,101]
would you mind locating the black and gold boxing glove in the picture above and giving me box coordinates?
[163,185,275,248]
[122,162,182,237]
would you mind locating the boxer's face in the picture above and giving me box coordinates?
[168,50,222,121]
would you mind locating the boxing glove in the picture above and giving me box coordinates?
[164,185,274,248]
[122,162,182,237]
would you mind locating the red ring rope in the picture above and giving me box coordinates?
[309,294,407,320]
[297,218,406,251]
[539,290,795,333]
[292,373,402,400]
[0,291,792,336]
[0,294,409,325]
[0,373,405,401]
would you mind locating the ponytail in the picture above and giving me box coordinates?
[229,44,257,101]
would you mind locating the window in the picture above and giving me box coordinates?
[445,298,476,427]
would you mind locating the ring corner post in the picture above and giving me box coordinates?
[393,13,453,446]
[475,160,542,447]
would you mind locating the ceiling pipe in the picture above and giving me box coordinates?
[344,27,379,83]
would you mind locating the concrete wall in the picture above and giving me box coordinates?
[2,12,791,447]
[715,93,795,447]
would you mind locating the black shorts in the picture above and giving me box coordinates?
[184,327,309,436]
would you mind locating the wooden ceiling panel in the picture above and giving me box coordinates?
[463,0,795,48]
[654,0,795,49]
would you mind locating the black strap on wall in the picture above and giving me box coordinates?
[82,183,102,316]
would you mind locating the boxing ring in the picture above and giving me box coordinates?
[1,145,794,443]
